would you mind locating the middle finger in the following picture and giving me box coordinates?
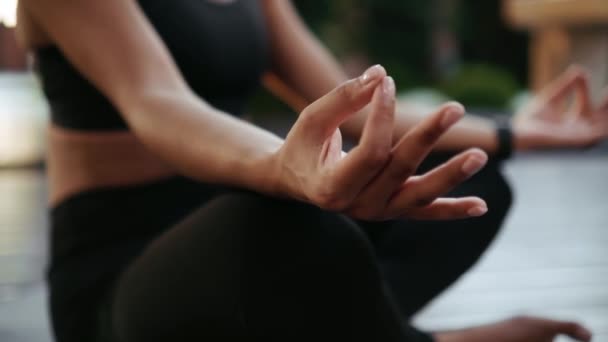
[349,102,464,216]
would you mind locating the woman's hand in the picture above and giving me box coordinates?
[513,66,608,150]
[435,316,592,342]
[272,65,489,221]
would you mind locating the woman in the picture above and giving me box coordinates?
[15,0,605,341]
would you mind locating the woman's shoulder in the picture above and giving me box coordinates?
[15,2,52,51]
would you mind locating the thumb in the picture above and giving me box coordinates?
[552,321,592,342]
[299,64,386,139]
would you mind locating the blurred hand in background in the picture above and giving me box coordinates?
[513,66,608,150]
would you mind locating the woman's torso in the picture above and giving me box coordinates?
[17,1,270,341]
[19,0,269,206]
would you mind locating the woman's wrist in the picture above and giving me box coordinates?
[240,141,287,197]
[262,146,312,203]
[511,118,538,151]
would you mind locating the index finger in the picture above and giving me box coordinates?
[544,66,592,116]
[599,87,608,113]
[300,65,386,140]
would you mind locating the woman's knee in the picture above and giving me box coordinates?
[220,193,388,336]
[110,192,381,340]
[208,191,377,271]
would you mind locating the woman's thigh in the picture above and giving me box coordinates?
[107,191,426,342]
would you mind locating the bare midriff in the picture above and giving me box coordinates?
[16,8,175,207]
[18,7,176,206]
[47,124,176,207]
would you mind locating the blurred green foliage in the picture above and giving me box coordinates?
[249,0,529,115]
[440,64,520,109]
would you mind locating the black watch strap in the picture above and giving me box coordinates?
[494,117,514,161]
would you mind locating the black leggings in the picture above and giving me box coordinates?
[100,155,511,342]
[106,192,433,342]
[368,153,513,317]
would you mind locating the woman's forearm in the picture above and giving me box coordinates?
[393,102,500,153]
[434,115,500,153]
[341,101,500,154]
[124,89,283,194]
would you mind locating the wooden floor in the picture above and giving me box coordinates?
[0,146,607,341]
[415,148,608,341]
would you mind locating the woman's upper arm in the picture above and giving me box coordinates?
[21,0,190,116]
[260,0,347,104]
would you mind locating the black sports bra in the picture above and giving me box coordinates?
[36,0,269,131]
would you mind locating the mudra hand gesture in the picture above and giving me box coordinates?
[514,66,608,150]
[273,65,488,221]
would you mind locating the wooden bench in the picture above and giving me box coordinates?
[503,0,608,97]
